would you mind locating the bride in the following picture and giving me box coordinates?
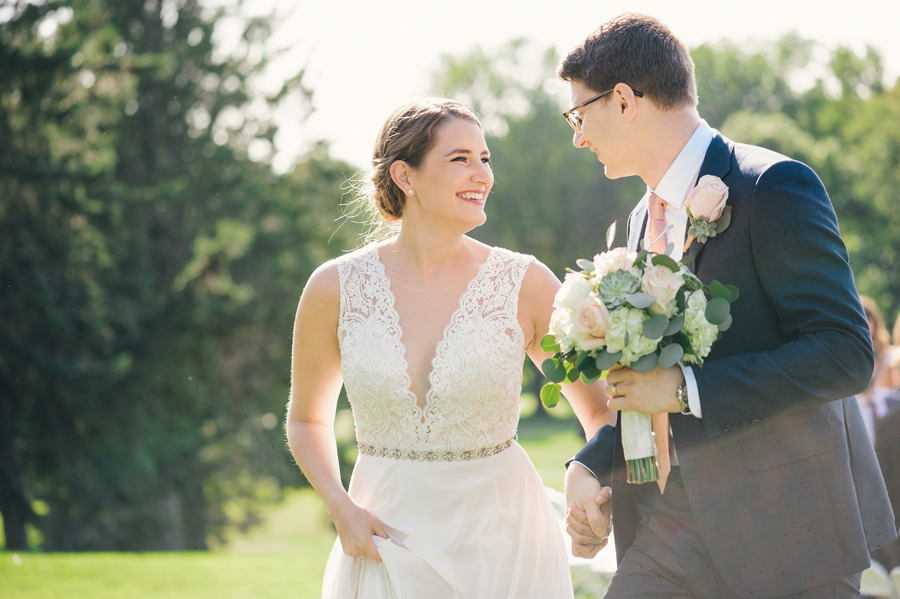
[286,97,613,598]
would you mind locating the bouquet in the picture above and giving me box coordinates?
[540,223,738,484]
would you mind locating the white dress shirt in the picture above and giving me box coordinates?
[641,120,714,418]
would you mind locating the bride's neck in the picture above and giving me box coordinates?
[384,228,477,281]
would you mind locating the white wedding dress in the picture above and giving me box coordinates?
[322,242,574,599]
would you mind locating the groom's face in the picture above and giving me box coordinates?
[568,80,626,179]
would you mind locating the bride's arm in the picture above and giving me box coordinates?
[519,261,615,437]
[286,262,388,562]
[520,260,615,557]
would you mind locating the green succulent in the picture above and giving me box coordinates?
[598,270,641,310]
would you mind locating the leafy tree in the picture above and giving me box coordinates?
[0,0,355,550]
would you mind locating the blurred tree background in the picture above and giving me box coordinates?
[1,0,898,552]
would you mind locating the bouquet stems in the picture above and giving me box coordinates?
[621,410,658,485]
[626,456,659,484]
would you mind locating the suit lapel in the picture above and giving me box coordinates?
[684,132,733,273]
[627,202,647,253]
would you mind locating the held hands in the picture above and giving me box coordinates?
[605,364,683,414]
[330,497,390,562]
[564,462,612,559]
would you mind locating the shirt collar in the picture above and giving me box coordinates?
[649,120,714,209]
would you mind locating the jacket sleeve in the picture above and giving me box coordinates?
[696,160,874,437]
[567,423,617,485]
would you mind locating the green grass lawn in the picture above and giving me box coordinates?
[0,418,586,599]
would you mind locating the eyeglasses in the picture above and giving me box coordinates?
[563,87,644,132]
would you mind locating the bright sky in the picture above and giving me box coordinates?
[256,0,900,172]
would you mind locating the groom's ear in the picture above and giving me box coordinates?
[614,83,639,122]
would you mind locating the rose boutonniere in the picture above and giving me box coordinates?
[684,175,730,252]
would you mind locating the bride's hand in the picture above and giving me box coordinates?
[564,463,612,559]
[331,499,390,562]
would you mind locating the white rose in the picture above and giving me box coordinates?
[549,308,578,354]
[592,247,638,280]
[554,272,593,311]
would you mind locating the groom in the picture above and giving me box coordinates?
[560,13,897,598]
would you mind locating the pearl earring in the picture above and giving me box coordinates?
[407,190,414,195]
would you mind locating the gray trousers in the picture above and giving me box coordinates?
[604,468,863,599]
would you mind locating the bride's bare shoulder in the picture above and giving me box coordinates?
[298,260,342,314]
[521,259,561,296]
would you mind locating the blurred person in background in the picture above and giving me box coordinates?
[860,296,900,570]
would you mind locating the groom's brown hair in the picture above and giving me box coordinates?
[559,13,697,110]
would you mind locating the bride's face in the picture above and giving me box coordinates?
[406,118,493,229]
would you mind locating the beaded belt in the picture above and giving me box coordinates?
[357,438,513,462]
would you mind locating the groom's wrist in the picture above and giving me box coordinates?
[679,364,703,418]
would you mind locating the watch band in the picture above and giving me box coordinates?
[676,381,690,415]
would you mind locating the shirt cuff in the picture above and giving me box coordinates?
[679,364,702,418]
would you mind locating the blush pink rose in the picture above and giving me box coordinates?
[686,175,729,221]
[641,264,684,316]
[573,298,610,350]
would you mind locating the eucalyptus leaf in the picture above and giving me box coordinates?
[658,344,685,369]
[705,297,731,325]
[595,350,622,371]
[576,258,595,272]
[714,205,732,233]
[580,371,600,385]
[542,358,567,383]
[664,313,685,336]
[540,383,561,408]
[606,221,617,251]
[581,364,601,381]
[540,334,560,353]
[574,351,591,370]
[708,280,733,302]
[725,284,740,302]
[675,331,697,359]
[717,313,733,332]
[651,253,681,272]
[642,315,669,340]
[564,363,580,383]
[630,353,659,372]
[625,292,656,309]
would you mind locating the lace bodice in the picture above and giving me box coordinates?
[336,243,535,453]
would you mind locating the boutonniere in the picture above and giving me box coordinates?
[683,175,731,252]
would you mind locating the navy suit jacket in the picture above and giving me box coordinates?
[574,131,897,597]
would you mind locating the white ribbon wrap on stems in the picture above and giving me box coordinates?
[620,410,659,483]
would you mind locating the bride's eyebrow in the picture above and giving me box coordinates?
[444,149,490,157]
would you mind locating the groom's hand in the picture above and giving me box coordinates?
[606,364,683,414]
[564,462,612,559]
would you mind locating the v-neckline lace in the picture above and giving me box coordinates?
[371,245,497,415]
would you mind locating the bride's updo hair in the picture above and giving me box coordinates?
[357,98,482,229]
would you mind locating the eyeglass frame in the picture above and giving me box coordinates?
[563,86,644,132]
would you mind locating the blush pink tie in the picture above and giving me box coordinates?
[647,192,668,254]
[647,192,671,493]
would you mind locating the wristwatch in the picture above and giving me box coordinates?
[676,381,690,415]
